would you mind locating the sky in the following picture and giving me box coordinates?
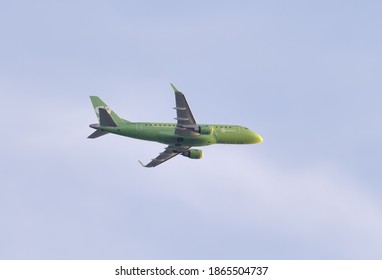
[1,0,381,259]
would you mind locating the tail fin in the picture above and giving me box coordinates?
[89,96,125,126]
[88,96,126,139]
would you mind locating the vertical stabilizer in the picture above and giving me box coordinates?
[89,96,126,126]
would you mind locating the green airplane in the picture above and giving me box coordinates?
[88,84,263,167]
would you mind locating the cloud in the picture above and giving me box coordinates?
[135,148,382,259]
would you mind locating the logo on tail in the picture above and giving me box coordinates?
[94,106,112,120]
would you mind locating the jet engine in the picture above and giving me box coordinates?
[182,149,203,159]
[195,125,214,135]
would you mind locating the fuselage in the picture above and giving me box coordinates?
[90,120,263,147]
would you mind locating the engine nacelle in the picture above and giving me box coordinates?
[182,149,203,159]
[195,125,214,135]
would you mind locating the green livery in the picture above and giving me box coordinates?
[88,84,263,167]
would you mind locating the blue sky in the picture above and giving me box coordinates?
[1,0,381,259]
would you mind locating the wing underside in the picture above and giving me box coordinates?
[139,145,190,168]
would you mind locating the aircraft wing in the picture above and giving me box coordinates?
[171,83,199,135]
[139,145,191,168]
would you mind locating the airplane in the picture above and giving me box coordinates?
[88,84,263,167]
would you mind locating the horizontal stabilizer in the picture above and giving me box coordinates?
[88,130,109,139]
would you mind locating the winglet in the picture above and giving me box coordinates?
[170,83,180,93]
[138,160,147,168]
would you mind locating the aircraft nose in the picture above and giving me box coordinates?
[251,132,263,144]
